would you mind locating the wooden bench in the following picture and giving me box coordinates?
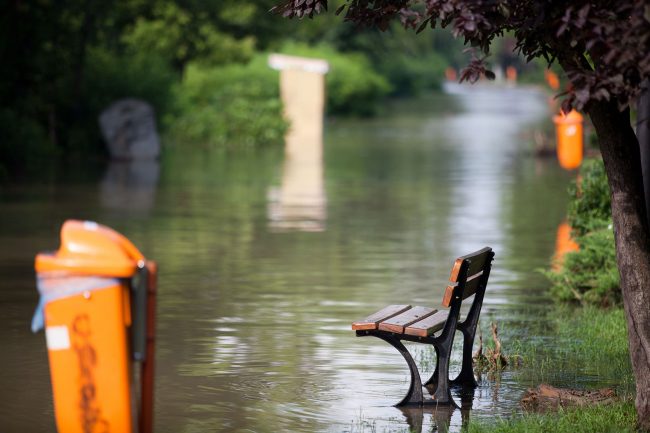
[352,247,494,407]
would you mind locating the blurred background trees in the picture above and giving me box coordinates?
[0,0,541,178]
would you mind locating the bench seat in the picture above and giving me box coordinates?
[352,305,449,337]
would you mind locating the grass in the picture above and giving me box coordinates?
[507,306,632,387]
[465,400,637,433]
[466,306,635,432]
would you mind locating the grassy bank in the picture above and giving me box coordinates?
[466,400,637,433]
[466,306,633,432]
[509,306,632,385]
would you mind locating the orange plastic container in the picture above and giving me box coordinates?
[35,220,146,433]
[553,221,579,270]
[553,109,584,170]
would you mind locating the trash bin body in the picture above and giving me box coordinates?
[34,220,146,433]
[44,279,132,433]
[553,109,584,170]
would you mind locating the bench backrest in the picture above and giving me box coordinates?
[441,247,494,308]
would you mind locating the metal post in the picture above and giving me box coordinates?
[139,261,157,433]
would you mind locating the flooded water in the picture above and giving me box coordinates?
[0,84,616,432]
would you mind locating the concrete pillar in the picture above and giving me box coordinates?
[267,54,329,232]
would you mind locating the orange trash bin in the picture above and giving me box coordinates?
[32,220,156,433]
[553,109,584,170]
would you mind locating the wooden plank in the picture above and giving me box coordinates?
[441,284,456,308]
[448,258,463,282]
[378,306,436,334]
[352,305,412,331]
[405,310,449,337]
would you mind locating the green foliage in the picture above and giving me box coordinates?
[281,43,391,116]
[0,109,58,179]
[545,159,619,306]
[333,24,450,96]
[83,47,176,119]
[121,1,256,70]
[168,57,288,149]
[375,51,446,96]
[546,229,619,306]
[466,400,637,433]
[567,159,612,236]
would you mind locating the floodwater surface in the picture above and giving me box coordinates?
[0,84,617,433]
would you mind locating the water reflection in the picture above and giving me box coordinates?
[0,85,585,433]
[100,160,159,214]
[398,387,474,433]
[267,140,326,232]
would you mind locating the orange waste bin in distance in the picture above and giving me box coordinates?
[553,221,580,270]
[553,109,584,170]
[32,220,156,433]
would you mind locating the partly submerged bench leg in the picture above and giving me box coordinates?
[360,332,423,406]
[450,325,478,387]
[421,339,456,406]
[428,341,455,406]
[450,271,489,388]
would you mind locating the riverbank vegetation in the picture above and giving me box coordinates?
[1,1,558,179]
[472,157,633,432]
[467,400,636,433]
[545,159,619,306]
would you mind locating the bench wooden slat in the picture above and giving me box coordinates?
[442,272,484,307]
[442,284,456,308]
[378,306,436,334]
[352,304,412,330]
[404,310,449,337]
[448,247,492,283]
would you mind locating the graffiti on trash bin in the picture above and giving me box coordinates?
[72,314,110,433]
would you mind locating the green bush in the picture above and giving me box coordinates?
[280,43,391,116]
[546,158,619,306]
[0,109,58,179]
[567,159,612,236]
[546,228,619,306]
[168,56,288,149]
[375,51,445,96]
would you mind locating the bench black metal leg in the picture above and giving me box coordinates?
[430,343,456,406]
[450,328,478,387]
[373,334,423,406]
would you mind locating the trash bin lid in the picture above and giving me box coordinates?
[35,220,145,277]
[553,109,583,125]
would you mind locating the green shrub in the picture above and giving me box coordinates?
[168,56,288,149]
[546,158,619,306]
[280,43,391,116]
[567,158,612,236]
[0,109,58,179]
[375,51,445,96]
[546,228,619,306]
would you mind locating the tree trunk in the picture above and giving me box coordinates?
[588,99,650,431]
[638,81,650,229]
